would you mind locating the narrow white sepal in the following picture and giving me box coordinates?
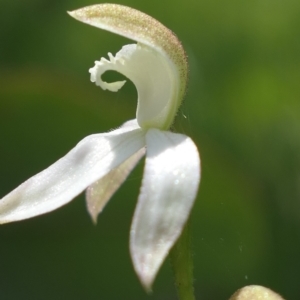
[0,124,145,224]
[86,147,145,224]
[130,129,200,289]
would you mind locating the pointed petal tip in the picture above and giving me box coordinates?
[67,10,75,18]
[130,244,165,292]
[86,200,101,225]
[67,10,84,24]
[133,263,155,293]
[90,214,98,225]
[67,9,88,24]
[142,281,153,294]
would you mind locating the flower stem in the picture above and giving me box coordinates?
[170,220,195,300]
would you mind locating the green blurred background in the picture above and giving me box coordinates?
[1,0,300,299]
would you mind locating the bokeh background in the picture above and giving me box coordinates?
[1,0,300,299]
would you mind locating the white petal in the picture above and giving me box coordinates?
[130,129,200,289]
[0,124,145,224]
[86,147,145,224]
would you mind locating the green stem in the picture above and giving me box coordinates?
[170,220,195,300]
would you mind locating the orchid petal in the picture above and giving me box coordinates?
[130,129,200,289]
[0,124,145,224]
[86,147,145,224]
[68,4,188,130]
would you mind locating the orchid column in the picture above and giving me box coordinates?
[0,4,200,296]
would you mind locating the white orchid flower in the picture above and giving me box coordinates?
[0,4,200,289]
